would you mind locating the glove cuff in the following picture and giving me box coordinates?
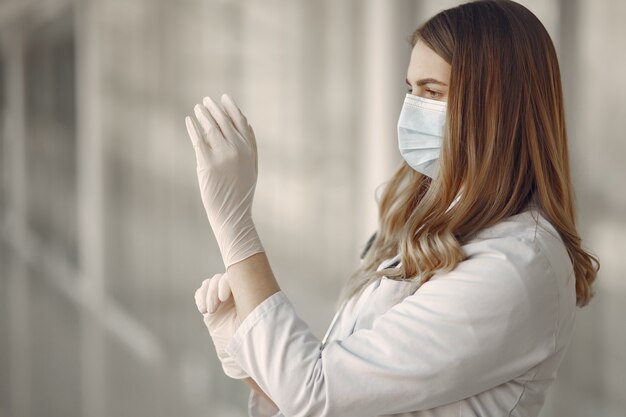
[220,218,265,269]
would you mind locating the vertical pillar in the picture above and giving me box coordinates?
[3,27,31,417]
[357,0,417,243]
[75,1,106,416]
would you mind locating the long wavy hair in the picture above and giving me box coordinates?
[335,0,599,312]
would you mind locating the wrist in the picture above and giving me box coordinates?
[217,219,264,269]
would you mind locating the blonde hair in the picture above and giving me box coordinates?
[335,0,599,312]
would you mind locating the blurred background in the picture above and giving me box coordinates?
[0,0,624,416]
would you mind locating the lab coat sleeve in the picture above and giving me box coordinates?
[226,237,559,417]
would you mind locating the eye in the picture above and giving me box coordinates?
[426,89,442,99]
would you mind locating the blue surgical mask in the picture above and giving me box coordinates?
[397,93,447,178]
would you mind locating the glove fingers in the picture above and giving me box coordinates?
[220,94,247,138]
[203,96,240,147]
[185,116,212,167]
[194,278,210,314]
[207,273,222,314]
[249,123,258,155]
[221,94,258,153]
[250,123,258,173]
[193,103,222,150]
[185,116,204,150]
[217,273,233,302]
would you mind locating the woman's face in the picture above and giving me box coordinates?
[405,40,451,102]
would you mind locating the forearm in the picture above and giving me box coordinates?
[243,376,279,410]
[226,251,281,324]
[228,252,281,411]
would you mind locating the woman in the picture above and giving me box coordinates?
[188,1,599,416]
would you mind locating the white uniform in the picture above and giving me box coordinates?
[225,206,577,417]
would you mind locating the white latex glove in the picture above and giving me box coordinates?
[194,272,248,380]
[185,93,265,269]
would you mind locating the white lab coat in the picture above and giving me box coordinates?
[225,206,577,417]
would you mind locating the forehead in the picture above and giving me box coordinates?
[407,40,451,83]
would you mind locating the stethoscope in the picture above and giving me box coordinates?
[319,231,378,351]
[319,254,402,352]
[319,196,469,352]
[320,301,347,351]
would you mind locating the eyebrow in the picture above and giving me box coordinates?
[406,77,448,87]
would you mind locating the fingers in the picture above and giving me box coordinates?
[194,278,211,314]
[220,94,249,139]
[206,274,222,314]
[221,94,258,152]
[217,272,232,302]
[250,123,257,152]
[249,123,258,170]
[185,116,203,150]
[203,96,240,145]
[187,94,257,160]
[193,104,222,150]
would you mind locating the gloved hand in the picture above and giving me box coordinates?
[185,93,265,269]
[194,272,248,380]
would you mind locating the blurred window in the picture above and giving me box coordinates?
[24,7,78,266]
